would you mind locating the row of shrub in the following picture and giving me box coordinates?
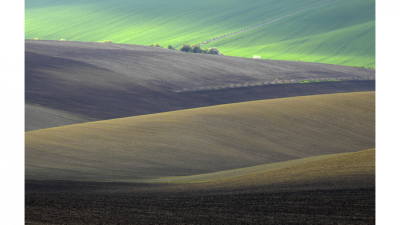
[150,43,222,55]
[32,38,220,55]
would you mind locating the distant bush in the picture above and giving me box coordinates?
[167,45,176,50]
[191,44,203,53]
[179,43,192,52]
[177,44,222,55]
[102,40,112,43]
[154,43,162,48]
[206,47,220,55]
[60,39,66,41]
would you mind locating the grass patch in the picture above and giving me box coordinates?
[299,80,320,83]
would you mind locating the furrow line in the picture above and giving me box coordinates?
[199,0,339,46]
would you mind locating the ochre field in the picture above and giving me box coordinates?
[26,91,375,182]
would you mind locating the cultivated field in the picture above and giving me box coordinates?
[204,0,375,67]
[25,0,375,67]
[26,91,375,182]
[25,26,375,223]
[26,148,375,224]
[25,40,375,131]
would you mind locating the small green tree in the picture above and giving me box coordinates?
[154,43,162,48]
[167,45,176,50]
[179,43,192,52]
[191,44,203,53]
[206,47,220,55]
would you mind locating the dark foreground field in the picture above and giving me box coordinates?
[26,148,375,224]
[26,188,374,225]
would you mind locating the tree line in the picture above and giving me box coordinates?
[150,43,222,55]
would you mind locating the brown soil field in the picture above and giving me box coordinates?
[26,149,375,224]
[25,40,375,89]
[25,40,375,131]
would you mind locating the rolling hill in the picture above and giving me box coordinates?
[25,0,375,67]
[203,0,375,67]
[137,148,375,195]
[26,148,376,224]
[24,1,376,223]
[25,91,375,182]
[25,40,375,131]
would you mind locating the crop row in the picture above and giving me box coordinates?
[200,0,339,45]
[172,76,375,92]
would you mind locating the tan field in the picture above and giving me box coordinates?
[128,148,375,195]
[26,91,375,183]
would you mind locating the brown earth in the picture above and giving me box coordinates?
[25,40,375,89]
[25,188,375,225]
[26,149,375,224]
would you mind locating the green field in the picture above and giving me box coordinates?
[204,0,375,68]
[25,0,375,67]
[25,92,375,183]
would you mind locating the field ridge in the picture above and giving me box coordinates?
[25,40,375,131]
[26,91,375,182]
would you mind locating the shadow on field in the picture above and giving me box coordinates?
[25,40,375,131]
[26,52,375,132]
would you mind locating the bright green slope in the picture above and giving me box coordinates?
[203,0,375,67]
[25,0,374,67]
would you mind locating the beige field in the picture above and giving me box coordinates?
[132,148,375,194]
[25,91,375,182]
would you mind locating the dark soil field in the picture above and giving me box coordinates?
[26,188,374,225]
[25,148,375,224]
[25,40,375,131]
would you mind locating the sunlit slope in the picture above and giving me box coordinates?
[25,0,324,47]
[26,0,375,67]
[156,149,375,194]
[203,0,375,67]
[26,92,375,182]
[141,152,351,183]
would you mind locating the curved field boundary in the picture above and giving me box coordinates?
[136,152,351,183]
[199,0,339,46]
[173,75,375,92]
[25,92,375,182]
